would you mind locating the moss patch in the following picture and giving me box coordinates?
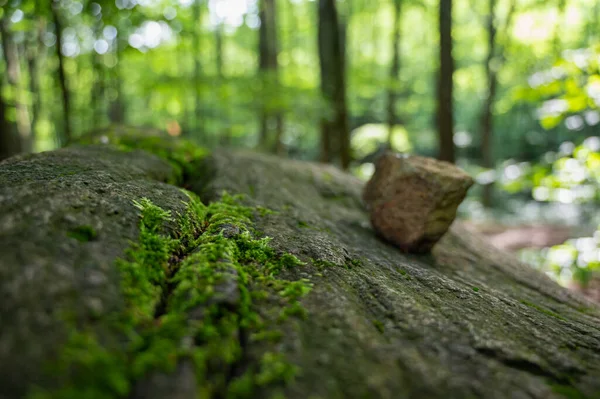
[77,129,208,185]
[372,320,385,333]
[31,193,311,398]
[550,383,589,399]
[66,225,97,242]
[520,300,566,321]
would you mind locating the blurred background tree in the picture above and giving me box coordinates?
[1,0,599,298]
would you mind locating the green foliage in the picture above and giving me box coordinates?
[13,0,599,162]
[351,124,412,159]
[500,138,600,203]
[500,137,600,287]
[542,238,600,287]
[519,44,600,131]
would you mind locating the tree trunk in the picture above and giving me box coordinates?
[437,0,455,163]
[258,0,284,154]
[109,34,126,125]
[214,22,231,145]
[386,0,402,149]
[481,0,516,208]
[0,78,21,160]
[0,15,32,152]
[193,0,203,135]
[91,14,105,128]
[481,0,497,208]
[51,0,72,145]
[0,132,599,398]
[26,18,46,149]
[318,0,350,169]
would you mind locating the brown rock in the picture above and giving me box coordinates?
[363,152,474,253]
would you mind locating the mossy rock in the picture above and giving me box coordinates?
[1,131,599,399]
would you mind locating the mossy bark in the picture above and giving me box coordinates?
[0,133,599,398]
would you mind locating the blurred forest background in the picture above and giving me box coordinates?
[1,0,600,299]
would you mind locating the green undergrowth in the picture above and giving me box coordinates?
[30,192,311,399]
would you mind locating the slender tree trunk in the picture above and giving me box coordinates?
[386,0,402,149]
[481,0,516,208]
[0,76,21,160]
[91,54,105,127]
[437,0,455,163]
[214,21,230,145]
[436,0,455,163]
[193,0,203,134]
[26,18,46,150]
[318,0,350,169]
[258,0,272,149]
[51,0,72,145]
[109,36,126,124]
[0,16,32,152]
[91,14,105,128]
[258,0,284,154]
[481,0,498,207]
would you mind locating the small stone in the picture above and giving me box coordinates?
[363,152,473,253]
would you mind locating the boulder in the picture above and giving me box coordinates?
[0,134,599,399]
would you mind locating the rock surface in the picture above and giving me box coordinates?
[363,152,474,253]
[0,136,599,399]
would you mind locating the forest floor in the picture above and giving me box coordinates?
[461,222,572,252]
[462,221,600,303]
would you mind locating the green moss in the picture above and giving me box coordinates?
[77,129,208,184]
[576,306,598,315]
[297,220,310,228]
[296,220,332,235]
[520,300,566,321]
[256,205,276,217]
[66,225,97,242]
[28,331,130,399]
[372,320,385,333]
[255,352,298,386]
[397,269,412,280]
[33,192,310,398]
[550,384,589,399]
[345,258,364,269]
